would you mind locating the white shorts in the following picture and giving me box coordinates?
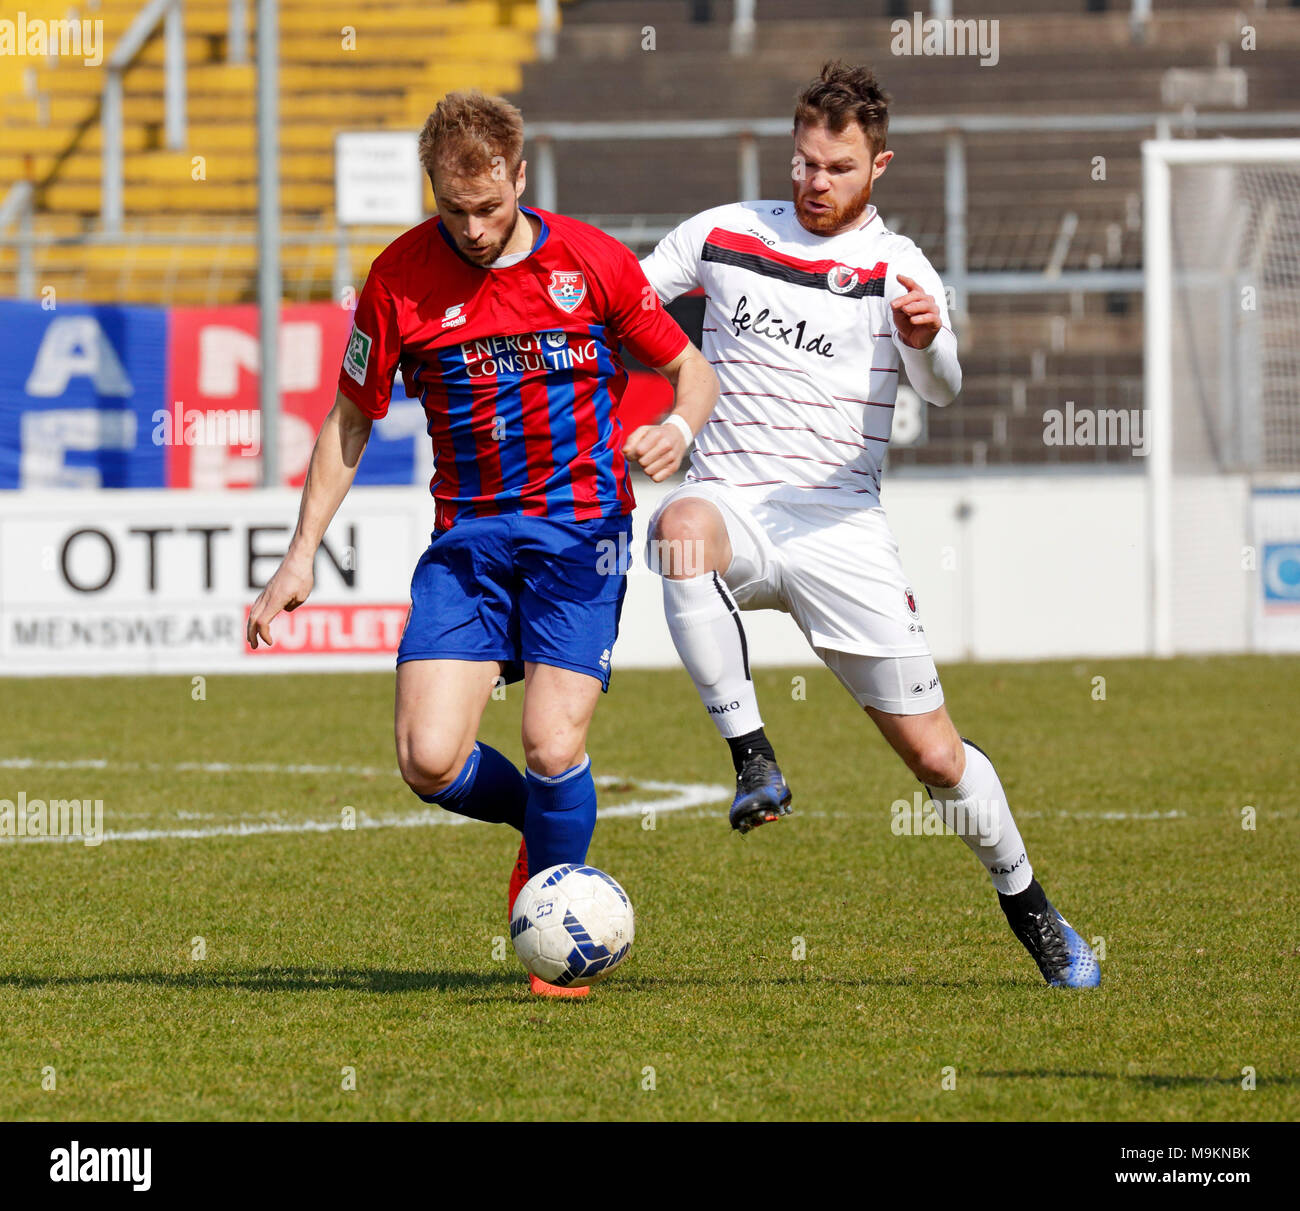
[645,480,945,715]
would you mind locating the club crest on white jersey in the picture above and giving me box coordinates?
[827,264,859,294]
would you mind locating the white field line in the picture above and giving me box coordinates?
[664,808,1195,821]
[1018,809,1188,820]
[1,756,1222,843]
[0,757,730,844]
[0,757,404,778]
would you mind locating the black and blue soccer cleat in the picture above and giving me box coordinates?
[999,879,1101,988]
[729,753,793,834]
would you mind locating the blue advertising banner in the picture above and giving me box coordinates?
[0,300,168,489]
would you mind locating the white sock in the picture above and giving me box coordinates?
[662,572,763,740]
[930,741,1033,895]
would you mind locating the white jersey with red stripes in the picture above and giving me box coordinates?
[641,200,954,508]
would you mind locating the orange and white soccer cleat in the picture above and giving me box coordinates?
[507,836,590,998]
[507,835,529,919]
[527,972,590,998]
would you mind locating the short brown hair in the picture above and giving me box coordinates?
[794,62,890,158]
[418,91,525,184]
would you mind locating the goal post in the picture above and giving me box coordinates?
[1143,138,1300,656]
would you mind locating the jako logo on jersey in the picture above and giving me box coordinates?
[827,264,859,294]
[905,588,918,615]
[549,271,587,313]
[441,303,467,330]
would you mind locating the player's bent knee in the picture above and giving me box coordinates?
[910,739,965,791]
[522,735,586,780]
[651,500,727,578]
[396,733,469,798]
[654,499,722,546]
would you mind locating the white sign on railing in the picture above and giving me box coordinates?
[334,132,424,228]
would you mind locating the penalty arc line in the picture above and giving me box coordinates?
[0,758,731,844]
[2,757,420,778]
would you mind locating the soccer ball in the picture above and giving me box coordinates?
[509,864,634,988]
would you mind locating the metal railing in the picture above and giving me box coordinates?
[0,4,180,275]
[5,111,1300,308]
[103,0,187,234]
[0,183,36,298]
[535,0,1172,60]
[0,0,191,241]
[524,110,1300,328]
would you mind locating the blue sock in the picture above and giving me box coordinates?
[523,756,597,872]
[416,742,527,831]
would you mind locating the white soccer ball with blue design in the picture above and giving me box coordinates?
[510,864,634,988]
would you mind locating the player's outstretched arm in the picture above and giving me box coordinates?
[246,391,374,649]
[622,343,719,483]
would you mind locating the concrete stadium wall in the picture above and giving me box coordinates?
[1,472,1178,676]
[628,472,1154,669]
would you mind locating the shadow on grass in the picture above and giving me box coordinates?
[980,1070,1299,1088]
[0,966,518,994]
[0,968,1068,996]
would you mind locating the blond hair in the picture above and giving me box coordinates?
[418,91,525,184]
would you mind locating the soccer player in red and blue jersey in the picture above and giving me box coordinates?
[247,92,719,995]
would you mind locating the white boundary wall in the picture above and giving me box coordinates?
[0,471,1268,677]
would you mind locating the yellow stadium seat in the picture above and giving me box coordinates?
[0,0,545,303]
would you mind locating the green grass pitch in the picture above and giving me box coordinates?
[0,655,1296,1121]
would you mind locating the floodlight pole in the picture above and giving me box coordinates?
[258,0,281,487]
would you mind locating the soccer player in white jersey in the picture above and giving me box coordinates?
[638,62,1099,988]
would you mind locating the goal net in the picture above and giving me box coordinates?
[1144,139,1300,654]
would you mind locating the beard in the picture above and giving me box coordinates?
[458,229,513,266]
[455,205,522,266]
[793,177,875,235]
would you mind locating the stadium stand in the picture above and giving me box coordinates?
[2,0,1298,464]
[0,0,541,304]
[513,1,1300,465]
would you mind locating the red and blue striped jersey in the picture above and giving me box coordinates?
[338,206,689,530]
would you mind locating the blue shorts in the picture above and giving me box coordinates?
[397,512,633,691]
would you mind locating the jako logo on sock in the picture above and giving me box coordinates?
[50,1141,151,1192]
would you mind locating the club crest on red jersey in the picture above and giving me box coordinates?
[827,264,859,294]
[549,271,587,313]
